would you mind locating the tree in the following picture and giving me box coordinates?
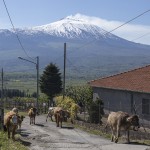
[40,63,62,106]
[65,85,93,112]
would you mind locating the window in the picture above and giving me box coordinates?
[142,99,150,115]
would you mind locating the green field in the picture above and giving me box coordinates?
[1,72,88,97]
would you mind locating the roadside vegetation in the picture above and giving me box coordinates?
[0,129,28,150]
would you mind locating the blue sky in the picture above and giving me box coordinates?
[0,0,150,44]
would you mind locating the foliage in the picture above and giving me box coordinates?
[40,63,62,105]
[65,85,93,111]
[89,97,104,124]
[39,94,49,102]
[55,96,80,119]
[0,89,26,98]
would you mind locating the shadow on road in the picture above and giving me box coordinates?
[61,126,74,129]
[18,139,31,146]
[124,141,150,146]
[20,132,31,137]
[35,123,45,127]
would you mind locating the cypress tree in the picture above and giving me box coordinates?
[40,63,62,106]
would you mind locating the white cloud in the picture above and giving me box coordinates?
[72,13,150,45]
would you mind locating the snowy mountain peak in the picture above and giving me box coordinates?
[31,14,116,40]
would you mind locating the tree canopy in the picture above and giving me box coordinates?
[40,63,62,104]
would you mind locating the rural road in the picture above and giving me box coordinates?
[19,115,150,150]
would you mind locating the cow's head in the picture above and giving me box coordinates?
[10,114,18,125]
[21,115,25,121]
[18,115,25,121]
[64,110,71,118]
[127,115,140,131]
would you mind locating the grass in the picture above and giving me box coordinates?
[7,79,37,95]
[0,131,28,150]
[4,109,28,116]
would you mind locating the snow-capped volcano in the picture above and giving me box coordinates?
[31,15,118,40]
[0,14,150,75]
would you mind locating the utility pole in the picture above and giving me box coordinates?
[36,56,39,114]
[1,68,4,102]
[63,43,66,99]
[0,68,4,130]
[18,56,39,114]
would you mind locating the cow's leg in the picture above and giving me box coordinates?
[55,114,59,127]
[115,125,120,143]
[126,130,130,143]
[46,112,49,122]
[30,116,31,125]
[34,116,35,124]
[110,126,115,142]
[60,117,63,128]
[51,115,53,122]
[12,126,16,140]
[46,114,48,122]
[54,114,57,126]
[8,127,10,139]
[57,114,60,127]
[32,116,33,124]
[31,117,33,125]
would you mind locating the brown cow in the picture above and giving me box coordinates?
[4,111,19,140]
[28,107,37,125]
[54,107,72,128]
[106,111,140,143]
[18,115,25,129]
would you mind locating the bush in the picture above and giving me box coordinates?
[55,96,80,119]
[89,98,104,124]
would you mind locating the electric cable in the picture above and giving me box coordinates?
[2,0,34,60]
[131,32,150,42]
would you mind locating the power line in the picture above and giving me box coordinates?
[107,9,150,33]
[131,32,150,42]
[2,0,33,60]
[68,9,150,53]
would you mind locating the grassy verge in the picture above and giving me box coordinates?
[0,131,28,150]
[4,109,28,116]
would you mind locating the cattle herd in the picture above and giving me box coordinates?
[3,107,141,144]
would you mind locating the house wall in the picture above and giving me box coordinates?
[92,87,150,121]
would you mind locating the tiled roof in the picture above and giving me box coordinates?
[88,65,150,93]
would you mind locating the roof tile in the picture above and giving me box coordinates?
[89,65,150,93]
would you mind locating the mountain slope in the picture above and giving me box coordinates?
[0,14,150,81]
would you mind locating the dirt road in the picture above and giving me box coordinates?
[19,115,150,150]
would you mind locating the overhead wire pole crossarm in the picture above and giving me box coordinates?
[18,56,39,115]
[18,57,36,65]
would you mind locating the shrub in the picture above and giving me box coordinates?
[55,96,80,119]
